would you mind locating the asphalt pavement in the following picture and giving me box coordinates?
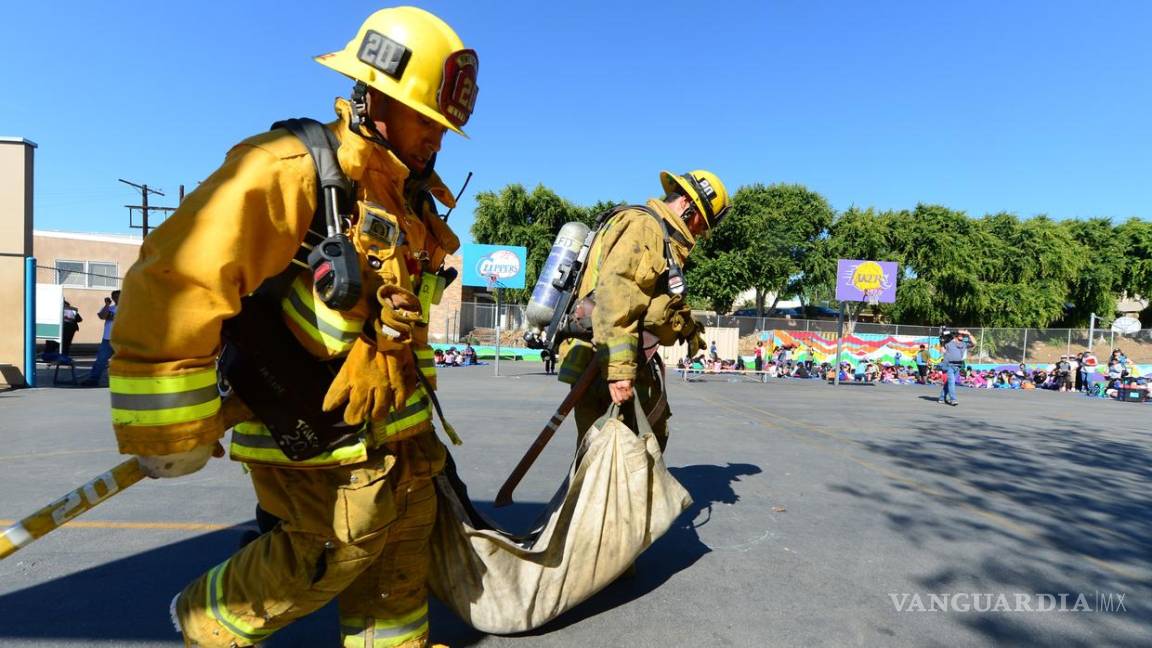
[1,361,1149,647]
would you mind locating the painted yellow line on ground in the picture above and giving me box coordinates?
[0,519,251,532]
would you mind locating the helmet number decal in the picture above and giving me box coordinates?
[357,30,411,80]
[438,49,479,128]
[694,175,718,201]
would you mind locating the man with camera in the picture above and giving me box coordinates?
[939,328,974,406]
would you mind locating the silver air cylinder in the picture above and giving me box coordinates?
[526,221,591,331]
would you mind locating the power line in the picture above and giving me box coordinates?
[119,179,185,237]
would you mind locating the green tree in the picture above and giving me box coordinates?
[688,183,833,314]
[1117,218,1152,301]
[885,204,990,325]
[885,208,1082,327]
[1061,218,1122,325]
[470,184,595,301]
[974,213,1084,327]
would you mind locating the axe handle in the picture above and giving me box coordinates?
[494,359,600,507]
[494,333,662,507]
[0,396,252,559]
[0,457,146,560]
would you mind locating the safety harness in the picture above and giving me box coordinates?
[543,204,687,349]
[220,117,443,461]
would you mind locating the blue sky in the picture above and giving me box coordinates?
[4,1,1150,245]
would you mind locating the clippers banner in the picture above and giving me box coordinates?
[461,244,527,289]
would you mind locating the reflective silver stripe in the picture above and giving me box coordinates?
[375,616,427,639]
[285,288,361,343]
[340,617,428,640]
[110,384,220,411]
[230,429,280,449]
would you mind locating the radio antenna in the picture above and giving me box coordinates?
[442,171,473,222]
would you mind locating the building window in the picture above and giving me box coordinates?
[88,262,119,288]
[55,260,121,289]
[56,260,86,287]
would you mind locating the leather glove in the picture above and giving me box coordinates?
[375,285,423,349]
[323,337,415,426]
[136,443,220,479]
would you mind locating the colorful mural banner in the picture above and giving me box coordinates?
[763,330,930,367]
[759,330,1147,377]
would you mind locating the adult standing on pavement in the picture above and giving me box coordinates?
[81,291,118,386]
[105,7,478,646]
[938,328,974,406]
[61,300,82,358]
[557,170,730,452]
[1080,350,1097,392]
[915,343,931,384]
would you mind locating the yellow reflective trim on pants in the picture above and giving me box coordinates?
[281,276,363,354]
[229,421,368,467]
[341,603,429,647]
[205,559,274,643]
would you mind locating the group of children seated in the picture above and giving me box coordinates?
[675,351,1147,402]
[837,361,919,384]
[433,344,478,367]
[677,355,824,380]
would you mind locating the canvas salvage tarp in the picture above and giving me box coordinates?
[427,400,693,634]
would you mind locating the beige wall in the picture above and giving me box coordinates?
[658,326,741,365]
[0,139,35,386]
[33,231,142,345]
[427,253,463,343]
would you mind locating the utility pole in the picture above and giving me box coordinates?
[120,179,184,238]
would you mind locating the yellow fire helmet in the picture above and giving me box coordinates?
[315,6,478,135]
[660,169,731,229]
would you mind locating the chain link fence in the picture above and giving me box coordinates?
[447,303,1152,364]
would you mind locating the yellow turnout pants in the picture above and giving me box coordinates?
[574,359,669,452]
[175,432,445,648]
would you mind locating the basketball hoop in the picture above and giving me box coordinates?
[864,289,880,307]
[486,273,499,292]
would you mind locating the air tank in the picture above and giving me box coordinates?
[525,221,591,331]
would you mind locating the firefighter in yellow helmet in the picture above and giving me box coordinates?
[107,7,477,647]
[557,169,730,451]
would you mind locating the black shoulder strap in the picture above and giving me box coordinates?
[271,118,350,196]
[269,118,352,269]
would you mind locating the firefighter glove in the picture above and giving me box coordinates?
[136,443,217,479]
[375,285,423,349]
[324,337,412,425]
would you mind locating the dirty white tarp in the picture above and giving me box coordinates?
[428,401,692,634]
